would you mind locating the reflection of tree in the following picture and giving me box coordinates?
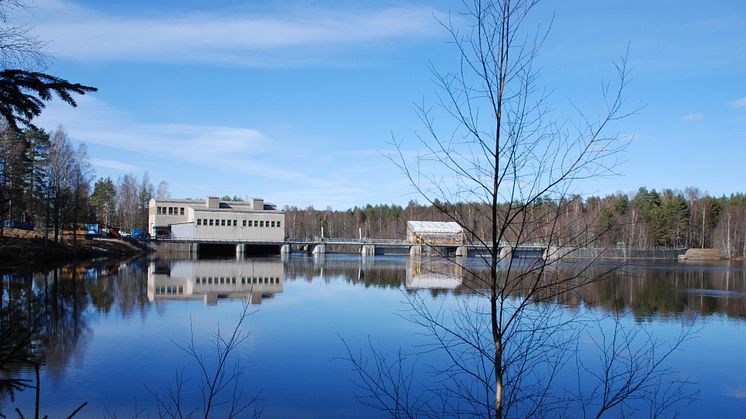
[583,266,746,321]
[83,258,151,317]
[0,268,90,415]
[284,256,746,320]
[0,256,151,415]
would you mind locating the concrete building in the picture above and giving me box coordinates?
[407,221,464,245]
[148,196,285,242]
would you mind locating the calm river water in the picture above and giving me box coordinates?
[1,255,746,418]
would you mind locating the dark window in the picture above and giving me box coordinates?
[277,221,281,228]
[197,219,202,226]
[180,207,185,216]
[243,220,247,227]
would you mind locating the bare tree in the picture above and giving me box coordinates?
[347,1,693,417]
[149,300,262,419]
[157,181,170,199]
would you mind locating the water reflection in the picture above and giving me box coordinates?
[147,259,284,305]
[3,256,746,416]
[406,258,464,289]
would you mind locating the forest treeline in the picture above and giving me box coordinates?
[2,124,745,256]
[283,188,746,258]
[0,126,167,242]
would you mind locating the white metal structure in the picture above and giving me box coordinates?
[406,221,464,244]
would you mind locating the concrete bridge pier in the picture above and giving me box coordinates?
[499,245,513,260]
[543,245,559,261]
[312,243,326,256]
[190,242,199,258]
[361,244,375,257]
[410,245,422,257]
[456,246,468,257]
[236,244,246,259]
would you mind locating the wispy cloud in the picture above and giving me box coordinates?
[33,96,398,208]
[36,96,311,182]
[89,158,141,172]
[28,0,442,67]
[681,112,704,122]
[730,97,746,108]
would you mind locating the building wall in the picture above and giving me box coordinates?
[192,210,284,241]
[148,197,285,241]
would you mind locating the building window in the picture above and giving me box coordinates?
[242,220,247,227]
[253,220,258,227]
[180,207,185,216]
[277,221,281,228]
[197,219,202,226]
[220,219,225,226]
[168,207,173,215]
[259,221,264,227]
[233,220,237,226]
[209,219,214,226]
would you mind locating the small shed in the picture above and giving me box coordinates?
[407,221,464,245]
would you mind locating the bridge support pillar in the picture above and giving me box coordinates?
[236,244,246,259]
[280,244,291,255]
[543,245,559,261]
[456,246,468,257]
[499,245,513,260]
[312,243,326,256]
[410,245,422,257]
[361,244,375,257]
[190,243,199,258]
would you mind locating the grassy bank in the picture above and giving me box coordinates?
[0,228,147,272]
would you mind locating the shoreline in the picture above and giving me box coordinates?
[0,235,148,273]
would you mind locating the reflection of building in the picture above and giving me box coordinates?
[407,221,464,245]
[147,259,284,305]
[148,197,284,241]
[406,258,464,289]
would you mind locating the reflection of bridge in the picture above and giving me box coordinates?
[149,238,553,259]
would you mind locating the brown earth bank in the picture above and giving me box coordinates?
[0,229,147,272]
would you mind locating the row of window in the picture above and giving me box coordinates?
[195,276,281,285]
[157,206,185,216]
[155,285,184,295]
[196,219,281,228]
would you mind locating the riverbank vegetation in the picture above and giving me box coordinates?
[283,187,746,258]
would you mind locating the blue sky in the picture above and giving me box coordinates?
[15,0,746,208]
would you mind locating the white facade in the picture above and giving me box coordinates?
[148,196,285,242]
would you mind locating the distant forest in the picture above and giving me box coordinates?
[1,126,745,256]
[283,188,746,258]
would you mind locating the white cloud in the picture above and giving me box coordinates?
[32,96,392,208]
[27,0,442,66]
[681,112,704,122]
[730,97,746,108]
[36,95,308,181]
[89,158,141,172]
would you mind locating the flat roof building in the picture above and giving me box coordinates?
[148,196,285,242]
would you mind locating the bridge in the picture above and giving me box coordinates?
[148,237,553,259]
